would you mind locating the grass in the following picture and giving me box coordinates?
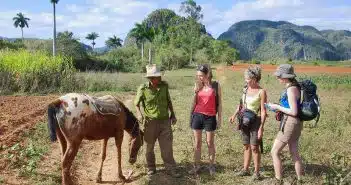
[3,122,49,176]
[3,67,351,185]
[130,68,351,185]
[1,122,61,185]
[0,50,76,94]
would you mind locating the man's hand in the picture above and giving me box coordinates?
[258,127,264,140]
[137,114,144,123]
[135,105,144,123]
[169,113,177,125]
[170,115,177,125]
[229,114,236,124]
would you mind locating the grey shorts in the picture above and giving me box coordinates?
[241,117,261,145]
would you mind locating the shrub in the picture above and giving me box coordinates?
[106,46,142,72]
[0,50,76,94]
[0,39,25,50]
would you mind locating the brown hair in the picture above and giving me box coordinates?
[244,65,261,82]
[195,64,213,92]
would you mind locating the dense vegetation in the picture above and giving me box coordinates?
[218,20,351,61]
[0,50,76,94]
[0,0,239,73]
[122,4,239,70]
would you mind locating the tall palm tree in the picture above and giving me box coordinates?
[85,32,99,49]
[51,0,59,56]
[105,35,123,49]
[13,13,30,41]
[130,23,155,64]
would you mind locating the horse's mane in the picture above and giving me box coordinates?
[115,99,140,137]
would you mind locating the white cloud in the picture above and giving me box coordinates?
[254,0,304,9]
[62,0,159,46]
[66,4,82,13]
[67,13,109,28]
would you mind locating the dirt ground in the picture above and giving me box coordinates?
[0,95,58,147]
[0,95,58,184]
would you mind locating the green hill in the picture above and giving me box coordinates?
[218,20,351,61]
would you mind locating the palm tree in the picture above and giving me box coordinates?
[13,13,30,41]
[105,35,123,49]
[57,31,74,39]
[51,0,59,56]
[85,32,99,49]
[130,23,155,64]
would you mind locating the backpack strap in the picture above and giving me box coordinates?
[211,81,219,113]
[243,85,248,109]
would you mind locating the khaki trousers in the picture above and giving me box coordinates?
[144,119,176,171]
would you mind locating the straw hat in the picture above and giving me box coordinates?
[145,64,161,77]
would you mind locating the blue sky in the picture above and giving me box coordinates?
[1,0,350,47]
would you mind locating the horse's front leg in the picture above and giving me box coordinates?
[96,138,108,183]
[115,131,125,181]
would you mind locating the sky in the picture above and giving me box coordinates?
[1,0,351,47]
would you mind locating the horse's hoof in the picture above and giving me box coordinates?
[118,174,126,182]
[126,170,134,180]
[63,179,74,185]
[96,176,102,183]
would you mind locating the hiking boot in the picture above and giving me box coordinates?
[273,178,284,185]
[251,173,262,181]
[166,169,181,178]
[147,169,156,176]
[292,177,304,185]
[297,179,304,185]
[235,169,250,177]
[188,166,201,175]
[208,165,216,176]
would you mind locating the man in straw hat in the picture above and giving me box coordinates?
[134,64,181,178]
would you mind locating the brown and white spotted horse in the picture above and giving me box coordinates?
[47,93,143,185]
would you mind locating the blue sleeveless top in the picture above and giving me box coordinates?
[279,88,300,108]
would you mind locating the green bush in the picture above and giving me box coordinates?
[0,39,25,50]
[0,50,76,94]
[106,46,142,72]
[155,46,188,70]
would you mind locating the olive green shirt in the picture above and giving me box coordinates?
[134,81,171,120]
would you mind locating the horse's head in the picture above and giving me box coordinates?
[120,101,145,164]
[128,129,143,164]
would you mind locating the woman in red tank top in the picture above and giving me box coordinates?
[189,64,222,175]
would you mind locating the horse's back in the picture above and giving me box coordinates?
[57,93,126,139]
[58,93,96,118]
[59,93,123,118]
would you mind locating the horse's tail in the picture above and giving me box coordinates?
[47,99,61,142]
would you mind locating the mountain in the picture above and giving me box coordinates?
[94,46,110,54]
[218,20,351,61]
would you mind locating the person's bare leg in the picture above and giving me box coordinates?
[251,144,260,174]
[192,130,202,172]
[288,140,303,179]
[271,139,287,180]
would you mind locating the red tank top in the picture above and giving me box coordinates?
[194,88,216,116]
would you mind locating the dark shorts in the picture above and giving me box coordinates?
[241,117,261,145]
[191,112,217,131]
